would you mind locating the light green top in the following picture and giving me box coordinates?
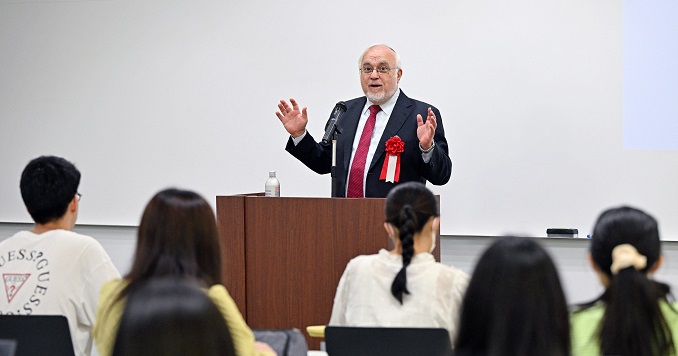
[571,300,678,355]
[93,278,273,356]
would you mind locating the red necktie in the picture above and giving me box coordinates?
[347,105,380,198]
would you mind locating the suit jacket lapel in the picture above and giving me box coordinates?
[341,97,367,172]
[369,91,413,171]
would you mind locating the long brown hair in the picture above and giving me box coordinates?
[118,188,222,301]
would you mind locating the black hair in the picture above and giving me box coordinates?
[577,206,674,356]
[384,182,438,304]
[20,156,81,224]
[455,236,570,356]
[112,277,236,356]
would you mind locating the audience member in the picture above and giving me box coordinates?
[571,206,678,355]
[328,182,469,343]
[0,156,120,355]
[112,277,236,356]
[0,155,120,356]
[454,236,570,356]
[93,188,275,356]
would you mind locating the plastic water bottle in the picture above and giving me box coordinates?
[265,171,280,197]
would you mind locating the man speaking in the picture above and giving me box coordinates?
[276,44,452,198]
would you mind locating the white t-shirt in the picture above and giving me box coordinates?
[329,249,469,343]
[0,229,120,356]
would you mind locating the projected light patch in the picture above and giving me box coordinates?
[623,0,678,150]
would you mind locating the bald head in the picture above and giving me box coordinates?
[358,44,401,68]
[358,44,403,105]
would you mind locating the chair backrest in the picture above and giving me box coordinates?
[0,339,18,356]
[253,328,308,356]
[325,326,452,356]
[0,315,74,356]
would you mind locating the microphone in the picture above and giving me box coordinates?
[321,101,347,145]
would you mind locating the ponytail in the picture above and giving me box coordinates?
[383,182,438,305]
[390,205,416,304]
[599,245,674,355]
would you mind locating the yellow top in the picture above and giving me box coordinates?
[94,278,272,356]
[306,325,326,338]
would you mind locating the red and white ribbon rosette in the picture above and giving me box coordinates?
[380,136,404,183]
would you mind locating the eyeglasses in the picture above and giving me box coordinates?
[76,192,82,202]
[359,65,397,75]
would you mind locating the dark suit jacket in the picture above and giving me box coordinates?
[286,90,452,198]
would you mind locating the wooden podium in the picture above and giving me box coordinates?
[215,194,440,349]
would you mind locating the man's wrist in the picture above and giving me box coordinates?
[291,129,307,140]
[291,130,307,146]
[419,140,435,153]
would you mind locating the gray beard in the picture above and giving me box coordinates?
[366,86,397,105]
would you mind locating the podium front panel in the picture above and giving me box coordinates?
[216,194,440,349]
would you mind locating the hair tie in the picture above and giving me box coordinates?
[610,244,647,275]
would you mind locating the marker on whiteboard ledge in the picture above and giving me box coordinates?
[546,228,578,238]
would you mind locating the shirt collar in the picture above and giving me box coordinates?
[363,88,400,117]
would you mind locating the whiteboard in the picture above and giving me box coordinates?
[1,0,677,239]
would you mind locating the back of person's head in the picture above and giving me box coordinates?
[384,182,438,304]
[454,236,570,356]
[112,277,236,356]
[124,188,222,297]
[588,206,673,355]
[591,206,661,277]
[20,156,81,224]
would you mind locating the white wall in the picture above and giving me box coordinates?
[2,0,678,306]
[2,0,678,239]
[5,222,678,305]
[452,235,678,305]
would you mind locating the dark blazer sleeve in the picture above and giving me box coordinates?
[285,132,332,175]
[284,97,364,197]
[419,105,452,185]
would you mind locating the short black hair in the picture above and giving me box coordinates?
[20,156,80,224]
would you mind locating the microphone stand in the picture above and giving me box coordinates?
[321,101,347,197]
[325,124,342,197]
